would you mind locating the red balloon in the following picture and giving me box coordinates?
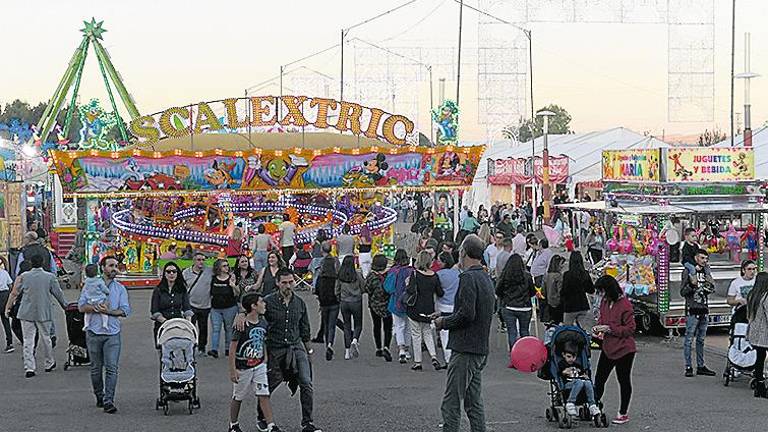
[509,336,548,373]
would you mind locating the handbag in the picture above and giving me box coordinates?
[404,275,418,307]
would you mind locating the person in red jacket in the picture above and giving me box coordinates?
[592,275,636,426]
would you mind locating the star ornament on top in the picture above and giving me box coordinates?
[81,18,107,40]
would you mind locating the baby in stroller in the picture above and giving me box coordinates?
[156,318,200,415]
[542,325,608,428]
[557,341,600,418]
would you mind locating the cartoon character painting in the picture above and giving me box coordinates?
[77,99,119,151]
[55,158,87,191]
[733,152,750,177]
[204,160,236,189]
[240,154,308,189]
[669,152,693,180]
[432,100,458,145]
[342,153,395,187]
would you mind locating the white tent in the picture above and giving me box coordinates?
[466,127,670,209]
[713,126,768,179]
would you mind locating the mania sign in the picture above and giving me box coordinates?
[602,149,661,182]
[129,96,415,146]
[666,147,754,182]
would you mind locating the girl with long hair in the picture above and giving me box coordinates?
[364,254,393,362]
[208,259,240,358]
[561,251,596,331]
[253,251,285,297]
[151,262,192,345]
[496,254,536,349]
[385,249,413,363]
[543,255,566,324]
[746,272,768,397]
[336,256,365,360]
[234,254,257,295]
[405,250,444,371]
[358,225,373,278]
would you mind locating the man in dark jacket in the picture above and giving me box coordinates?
[433,234,495,432]
[680,249,716,377]
[15,232,56,276]
[495,214,515,239]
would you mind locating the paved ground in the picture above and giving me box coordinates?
[2,289,766,432]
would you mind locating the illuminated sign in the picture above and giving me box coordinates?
[602,149,661,182]
[665,147,754,182]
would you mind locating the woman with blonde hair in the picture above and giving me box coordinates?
[405,250,445,371]
[477,224,491,246]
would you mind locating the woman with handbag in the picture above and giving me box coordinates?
[405,250,444,371]
[207,259,240,358]
[234,255,257,295]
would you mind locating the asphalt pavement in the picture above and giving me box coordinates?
[1,289,766,432]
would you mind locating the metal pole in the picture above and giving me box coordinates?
[730,0,736,147]
[279,65,284,120]
[744,32,753,147]
[429,66,434,145]
[528,30,537,228]
[340,29,345,102]
[542,115,551,222]
[456,0,464,106]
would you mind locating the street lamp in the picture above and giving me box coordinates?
[735,32,759,147]
[537,109,555,223]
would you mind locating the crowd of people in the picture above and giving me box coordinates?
[3,201,768,432]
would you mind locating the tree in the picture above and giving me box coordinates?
[696,128,726,147]
[506,104,573,142]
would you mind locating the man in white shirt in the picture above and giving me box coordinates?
[279,214,297,265]
[511,225,527,257]
[727,260,757,308]
[483,233,504,278]
[530,238,554,287]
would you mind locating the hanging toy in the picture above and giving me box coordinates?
[606,226,619,252]
[742,224,759,261]
[619,226,633,255]
[725,224,741,263]
[645,226,660,257]
[563,231,574,252]
[630,227,644,255]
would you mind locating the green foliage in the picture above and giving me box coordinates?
[696,128,726,147]
[511,104,573,142]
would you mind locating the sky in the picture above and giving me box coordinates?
[1,0,767,143]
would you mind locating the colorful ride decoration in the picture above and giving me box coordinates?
[431,100,458,145]
[49,145,484,197]
[76,98,122,151]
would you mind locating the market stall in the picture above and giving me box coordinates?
[561,147,765,332]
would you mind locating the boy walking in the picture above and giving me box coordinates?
[229,293,281,432]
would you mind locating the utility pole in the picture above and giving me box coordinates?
[456,0,464,106]
[735,32,759,147]
[730,0,736,146]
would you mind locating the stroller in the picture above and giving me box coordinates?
[155,319,201,415]
[63,302,89,370]
[723,305,757,387]
[539,325,608,429]
[53,252,74,290]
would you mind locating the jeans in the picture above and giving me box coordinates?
[21,320,54,372]
[370,309,393,350]
[564,379,596,404]
[258,344,314,426]
[437,303,454,362]
[0,290,12,345]
[684,314,708,368]
[755,346,767,381]
[563,310,596,333]
[500,308,532,349]
[86,331,122,405]
[320,304,340,346]
[392,314,411,348]
[309,257,323,289]
[281,246,295,266]
[408,318,437,364]
[252,251,269,273]
[210,306,238,353]
[191,307,210,351]
[594,352,634,415]
[340,300,363,348]
[441,352,488,432]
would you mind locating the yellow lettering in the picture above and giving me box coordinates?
[250,96,277,127]
[381,114,414,146]
[309,98,338,129]
[335,101,363,135]
[128,115,160,144]
[194,102,222,134]
[223,98,248,129]
[158,107,191,138]
[279,96,309,127]
[364,108,385,139]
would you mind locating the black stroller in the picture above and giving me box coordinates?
[539,325,608,429]
[723,305,757,387]
[63,302,89,370]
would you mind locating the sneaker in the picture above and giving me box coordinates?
[325,347,333,361]
[404,351,412,360]
[565,403,578,416]
[431,358,443,371]
[344,350,352,360]
[612,414,629,425]
[25,371,35,378]
[696,366,716,376]
[589,404,601,416]
[301,423,323,432]
[684,367,694,377]
[197,350,207,357]
[382,348,393,362]
[256,420,269,432]
[350,339,359,358]
[103,403,117,414]
[411,363,423,371]
[375,349,383,357]
[45,362,57,372]
[268,425,283,432]
[4,344,14,353]
[399,353,407,364]
[96,398,104,408]
[229,424,244,432]
[207,350,219,358]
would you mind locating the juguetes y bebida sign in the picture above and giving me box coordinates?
[129,96,415,146]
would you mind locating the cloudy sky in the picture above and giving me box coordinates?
[2,0,767,142]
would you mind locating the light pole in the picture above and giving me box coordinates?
[537,110,555,223]
[735,32,759,147]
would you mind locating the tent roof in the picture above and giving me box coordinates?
[474,127,670,184]
[714,126,768,178]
